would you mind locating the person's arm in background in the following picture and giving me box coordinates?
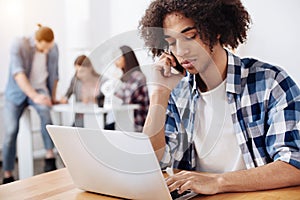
[46,43,59,105]
[14,72,52,106]
[59,76,76,104]
[51,79,58,104]
[59,76,75,104]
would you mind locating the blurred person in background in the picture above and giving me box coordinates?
[105,45,149,132]
[59,55,107,127]
[2,24,59,184]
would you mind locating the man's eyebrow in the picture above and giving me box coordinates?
[164,26,196,38]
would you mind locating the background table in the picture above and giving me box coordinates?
[52,103,139,130]
[0,168,300,200]
[17,103,139,180]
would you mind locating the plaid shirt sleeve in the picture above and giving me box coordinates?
[159,100,179,169]
[159,77,197,170]
[229,57,300,169]
[265,68,300,168]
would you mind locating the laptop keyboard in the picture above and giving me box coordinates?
[170,189,192,199]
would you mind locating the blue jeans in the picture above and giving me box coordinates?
[2,97,54,171]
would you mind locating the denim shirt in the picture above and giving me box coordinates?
[161,50,300,171]
[5,36,59,105]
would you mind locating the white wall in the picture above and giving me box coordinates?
[84,0,153,82]
[0,0,67,95]
[109,0,151,37]
[238,0,300,85]
[0,0,24,92]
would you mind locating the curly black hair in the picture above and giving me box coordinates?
[139,0,251,57]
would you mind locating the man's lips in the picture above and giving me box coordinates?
[181,59,196,69]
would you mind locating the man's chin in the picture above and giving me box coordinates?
[187,69,199,75]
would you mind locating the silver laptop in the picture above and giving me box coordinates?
[46,125,197,200]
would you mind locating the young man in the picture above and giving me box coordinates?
[2,25,59,184]
[139,0,300,195]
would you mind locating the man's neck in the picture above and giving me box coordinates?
[198,47,227,92]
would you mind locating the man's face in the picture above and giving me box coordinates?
[163,12,214,75]
[35,40,54,54]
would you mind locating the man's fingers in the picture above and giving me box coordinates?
[167,178,187,192]
[178,180,193,194]
[159,52,178,77]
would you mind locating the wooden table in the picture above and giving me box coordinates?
[0,168,299,200]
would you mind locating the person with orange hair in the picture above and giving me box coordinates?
[2,24,59,184]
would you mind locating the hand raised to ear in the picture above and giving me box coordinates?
[145,52,185,94]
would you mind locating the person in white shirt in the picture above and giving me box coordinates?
[139,0,300,196]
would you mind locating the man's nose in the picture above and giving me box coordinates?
[175,40,189,57]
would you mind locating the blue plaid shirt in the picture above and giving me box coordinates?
[161,50,300,171]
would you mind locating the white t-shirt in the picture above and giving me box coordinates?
[194,79,246,173]
[29,51,49,93]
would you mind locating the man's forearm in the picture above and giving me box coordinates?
[14,72,38,99]
[218,161,300,193]
[143,91,170,160]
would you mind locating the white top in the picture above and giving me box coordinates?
[194,79,246,173]
[29,51,49,92]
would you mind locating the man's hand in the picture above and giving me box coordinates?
[146,52,185,95]
[14,72,52,106]
[32,93,52,106]
[58,97,68,104]
[166,170,221,195]
[166,161,300,195]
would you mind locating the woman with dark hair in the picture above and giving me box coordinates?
[117,45,140,77]
[139,0,300,196]
[60,55,107,127]
[105,45,149,132]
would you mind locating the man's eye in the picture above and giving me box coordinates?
[186,34,196,40]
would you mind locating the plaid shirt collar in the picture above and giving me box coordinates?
[188,50,243,95]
